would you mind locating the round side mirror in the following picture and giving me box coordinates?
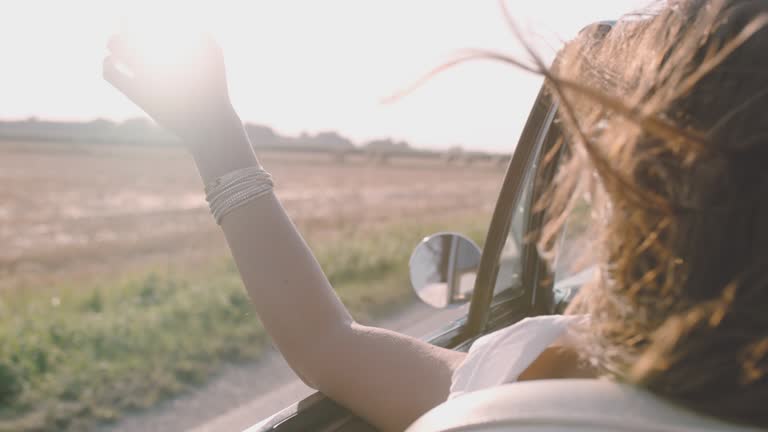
[409,233,482,309]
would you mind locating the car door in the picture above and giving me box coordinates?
[246,85,563,432]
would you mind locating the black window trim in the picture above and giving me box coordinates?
[465,86,559,337]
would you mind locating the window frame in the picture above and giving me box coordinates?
[464,87,561,336]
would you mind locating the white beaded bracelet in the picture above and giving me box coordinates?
[205,166,274,224]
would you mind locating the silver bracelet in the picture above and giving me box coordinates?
[205,166,271,196]
[207,176,272,209]
[205,166,275,224]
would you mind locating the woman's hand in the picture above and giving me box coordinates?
[103,33,241,147]
[103,32,258,180]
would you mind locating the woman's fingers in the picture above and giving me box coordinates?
[103,56,128,91]
[106,34,146,74]
[103,56,145,107]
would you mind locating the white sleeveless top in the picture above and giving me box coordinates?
[449,315,587,399]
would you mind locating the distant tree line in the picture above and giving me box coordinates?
[0,117,420,153]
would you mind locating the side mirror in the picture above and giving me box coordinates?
[408,233,482,309]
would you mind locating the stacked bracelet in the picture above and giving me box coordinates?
[205,166,274,224]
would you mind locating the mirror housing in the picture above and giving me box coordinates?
[408,233,482,309]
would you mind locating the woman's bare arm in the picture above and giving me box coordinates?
[104,33,465,431]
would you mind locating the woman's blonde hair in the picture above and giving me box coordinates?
[537,0,768,426]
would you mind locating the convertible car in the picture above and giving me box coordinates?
[244,26,760,432]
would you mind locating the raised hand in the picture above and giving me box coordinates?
[103,32,240,146]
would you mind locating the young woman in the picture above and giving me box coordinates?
[103,0,768,430]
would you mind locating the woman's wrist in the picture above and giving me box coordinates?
[187,108,262,183]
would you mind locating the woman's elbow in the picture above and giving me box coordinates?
[281,321,357,392]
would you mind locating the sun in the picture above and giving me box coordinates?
[116,1,215,71]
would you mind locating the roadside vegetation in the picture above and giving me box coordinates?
[0,216,488,432]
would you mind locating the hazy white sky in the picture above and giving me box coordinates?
[0,1,651,150]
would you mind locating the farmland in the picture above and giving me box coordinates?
[0,141,506,431]
[0,141,504,287]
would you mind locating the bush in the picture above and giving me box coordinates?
[0,362,22,406]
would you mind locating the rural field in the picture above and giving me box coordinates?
[0,141,506,431]
[0,141,505,288]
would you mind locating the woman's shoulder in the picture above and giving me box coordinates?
[449,314,587,399]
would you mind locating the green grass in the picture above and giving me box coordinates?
[0,216,488,431]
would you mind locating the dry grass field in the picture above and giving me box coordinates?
[0,141,505,290]
[0,140,507,431]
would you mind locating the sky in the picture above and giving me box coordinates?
[0,1,651,151]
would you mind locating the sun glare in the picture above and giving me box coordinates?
[117,2,214,71]
[1,0,653,151]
